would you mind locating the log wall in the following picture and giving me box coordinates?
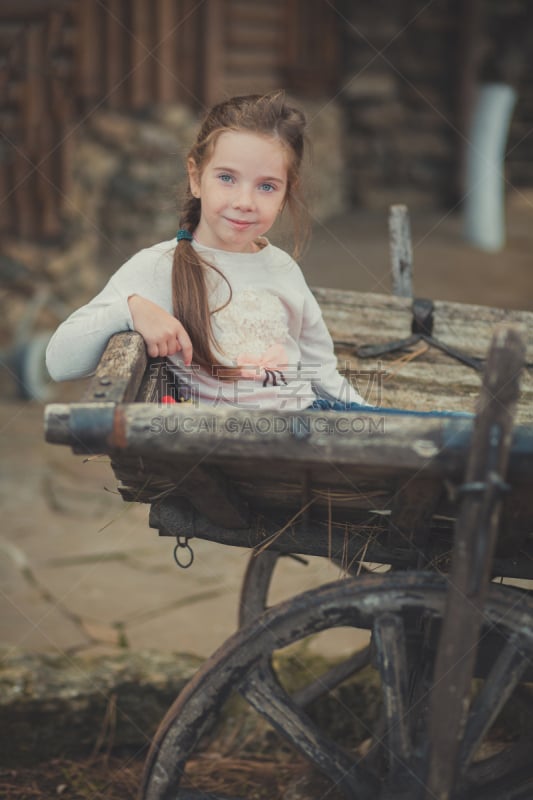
[0,0,341,243]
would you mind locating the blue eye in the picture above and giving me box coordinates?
[218,174,233,183]
[259,183,275,192]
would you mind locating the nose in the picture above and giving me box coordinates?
[232,183,255,211]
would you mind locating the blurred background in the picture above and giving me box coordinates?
[2,0,533,402]
[2,0,533,663]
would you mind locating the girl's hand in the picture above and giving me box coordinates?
[128,295,193,364]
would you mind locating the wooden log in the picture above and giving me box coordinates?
[43,401,459,470]
[389,204,414,298]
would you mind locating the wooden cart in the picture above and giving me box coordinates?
[45,284,533,800]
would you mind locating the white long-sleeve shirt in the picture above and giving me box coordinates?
[46,238,365,410]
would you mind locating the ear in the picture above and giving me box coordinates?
[187,158,201,198]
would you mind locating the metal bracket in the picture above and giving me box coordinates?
[357,298,484,371]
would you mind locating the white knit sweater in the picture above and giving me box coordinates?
[46,238,365,411]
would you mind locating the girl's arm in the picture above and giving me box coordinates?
[46,245,192,382]
[45,287,134,381]
[298,312,367,405]
[47,291,193,381]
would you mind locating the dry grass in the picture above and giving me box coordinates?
[0,751,319,800]
[0,755,142,800]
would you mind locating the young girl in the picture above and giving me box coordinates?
[46,91,367,411]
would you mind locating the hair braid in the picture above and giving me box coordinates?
[171,91,309,380]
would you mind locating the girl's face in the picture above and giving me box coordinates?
[188,131,288,253]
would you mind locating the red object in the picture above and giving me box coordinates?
[161,395,176,404]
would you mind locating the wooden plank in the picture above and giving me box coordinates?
[223,76,281,97]
[226,50,280,71]
[75,1,102,107]
[175,0,203,105]
[314,288,533,362]
[36,118,63,240]
[149,495,406,566]
[0,158,12,235]
[227,26,280,49]
[81,331,148,403]
[48,7,76,203]
[202,0,224,105]
[227,0,283,25]
[155,0,177,105]
[118,461,250,529]
[130,0,154,110]
[24,22,45,153]
[105,0,127,109]
[0,1,67,19]
[11,147,37,239]
[35,16,62,239]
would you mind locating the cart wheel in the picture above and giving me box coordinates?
[239,550,371,707]
[13,331,54,401]
[141,573,533,800]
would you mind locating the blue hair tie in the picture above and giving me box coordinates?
[176,229,193,242]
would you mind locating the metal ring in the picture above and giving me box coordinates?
[173,538,194,569]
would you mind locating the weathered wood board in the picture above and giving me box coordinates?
[313,289,533,423]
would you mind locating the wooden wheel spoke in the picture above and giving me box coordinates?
[372,613,412,774]
[293,645,371,708]
[468,759,533,800]
[241,662,378,799]
[459,633,531,773]
[467,739,533,788]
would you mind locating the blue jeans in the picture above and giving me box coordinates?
[309,397,473,419]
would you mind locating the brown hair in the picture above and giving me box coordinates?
[172,91,308,377]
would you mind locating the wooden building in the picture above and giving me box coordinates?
[1,0,533,243]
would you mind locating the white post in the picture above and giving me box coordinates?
[389,204,413,298]
[463,83,517,252]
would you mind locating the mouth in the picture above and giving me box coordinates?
[225,218,255,230]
